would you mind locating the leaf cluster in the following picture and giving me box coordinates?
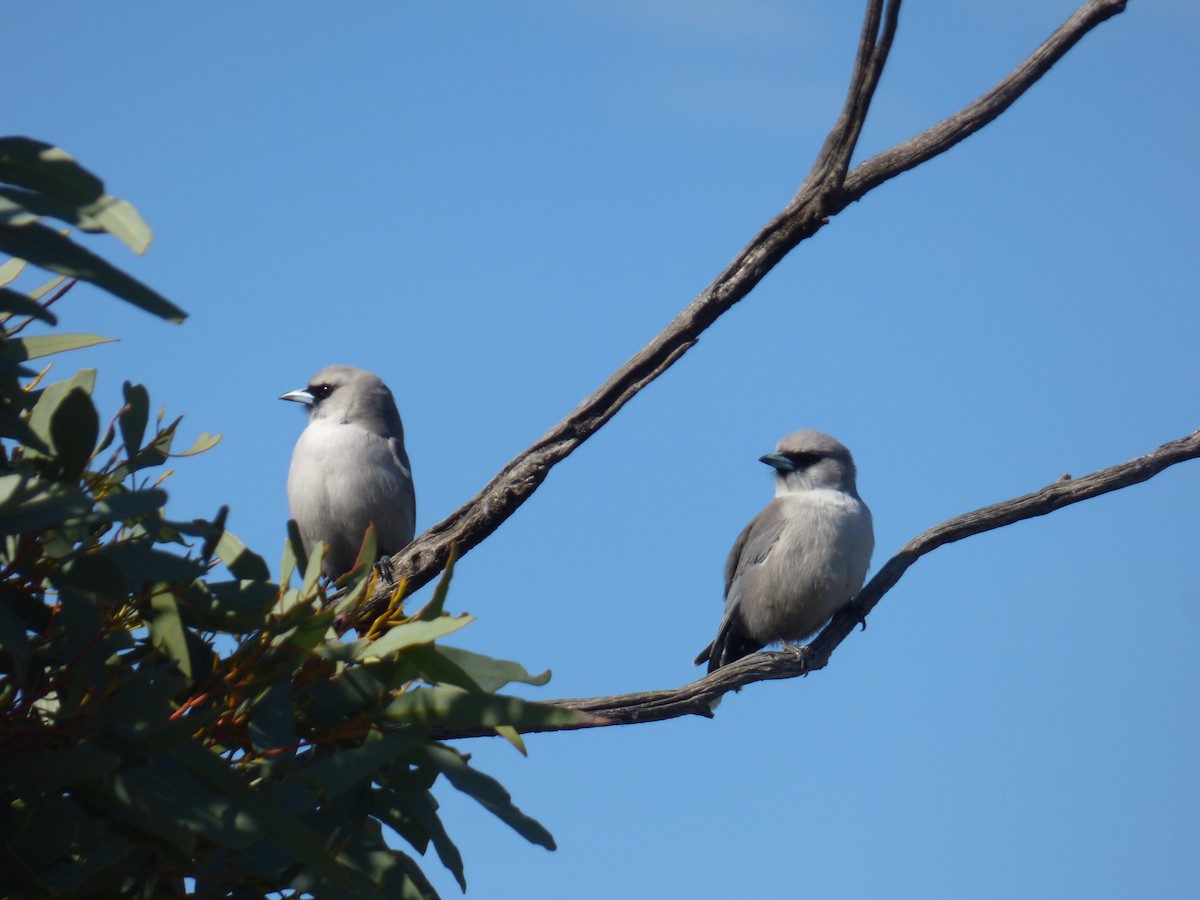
[0,139,579,898]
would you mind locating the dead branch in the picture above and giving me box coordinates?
[428,426,1199,739]
[356,0,1129,630]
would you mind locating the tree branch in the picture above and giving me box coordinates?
[428,427,1200,740]
[800,0,900,192]
[844,0,1128,199]
[355,0,1129,630]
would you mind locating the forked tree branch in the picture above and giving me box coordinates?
[428,427,1200,739]
[356,0,1129,629]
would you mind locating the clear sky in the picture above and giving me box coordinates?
[8,2,1200,897]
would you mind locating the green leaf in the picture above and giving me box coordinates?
[49,386,98,481]
[303,731,417,803]
[75,769,198,858]
[6,332,113,361]
[406,790,466,891]
[422,645,552,693]
[0,286,56,324]
[115,752,263,852]
[337,523,378,588]
[87,658,185,738]
[311,634,371,662]
[399,645,486,692]
[324,821,433,900]
[57,552,128,600]
[376,758,440,794]
[187,579,278,633]
[27,368,96,452]
[280,521,302,587]
[196,504,229,564]
[172,430,221,457]
[37,825,129,896]
[355,615,473,662]
[0,221,184,321]
[0,255,25,286]
[0,193,37,225]
[494,725,526,755]
[301,542,325,596]
[0,139,152,254]
[27,274,69,303]
[0,187,152,255]
[15,801,135,894]
[148,591,192,679]
[3,746,121,787]
[369,786,432,856]
[383,687,592,733]
[0,476,91,535]
[96,541,204,585]
[0,352,34,378]
[93,487,168,521]
[174,739,351,885]
[0,404,50,450]
[332,561,375,622]
[276,606,335,651]
[93,419,116,456]
[118,381,149,458]
[369,787,465,892]
[418,743,556,850]
[300,665,396,727]
[416,544,458,621]
[214,529,271,581]
[27,272,68,302]
[249,674,296,754]
[74,194,152,254]
[0,138,103,207]
[3,793,131,894]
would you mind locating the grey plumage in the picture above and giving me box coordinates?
[695,429,873,673]
[281,365,416,578]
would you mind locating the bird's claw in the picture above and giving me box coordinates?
[848,597,868,632]
[375,555,395,584]
[781,641,812,675]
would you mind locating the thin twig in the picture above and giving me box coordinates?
[427,427,1200,739]
[844,0,1128,199]
[356,0,1129,630]
[6,277,76,336]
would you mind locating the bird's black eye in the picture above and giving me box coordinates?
[784,451,822,469]
[310,383,334,400]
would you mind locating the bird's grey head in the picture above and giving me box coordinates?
[280,365,404,439]
[759,429,860,497]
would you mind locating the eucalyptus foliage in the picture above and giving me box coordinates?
[0,139,577,898]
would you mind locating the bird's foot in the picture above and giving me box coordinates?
[848,596,868,632]
[374,555,395,584]
[781,642,812,675]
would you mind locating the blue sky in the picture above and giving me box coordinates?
[8,1,1200,897]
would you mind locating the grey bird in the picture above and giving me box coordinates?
[695,429,874,673]
[281,365,416,579]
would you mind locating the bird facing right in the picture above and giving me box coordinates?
[694,429,874,673]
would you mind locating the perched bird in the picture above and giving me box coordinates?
[695,429,873,673]
[281,365,416,579]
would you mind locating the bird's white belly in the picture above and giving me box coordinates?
[287,421,414,567]
[740,491,873,643]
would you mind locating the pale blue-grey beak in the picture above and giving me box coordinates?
[280,388,314,406]
[758,451,795,472]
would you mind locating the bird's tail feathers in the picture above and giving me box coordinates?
[699,613,763,674]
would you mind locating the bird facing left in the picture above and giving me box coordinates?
[695,429,874,673]
[281,365,416,579]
